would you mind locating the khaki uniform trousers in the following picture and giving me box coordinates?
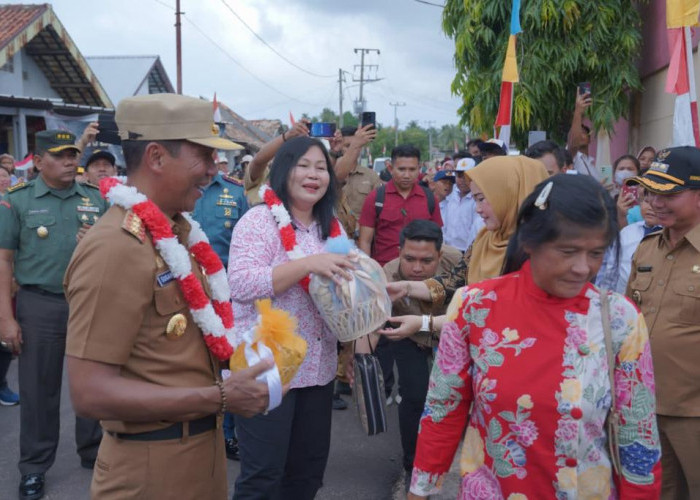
[91,426,227,499]
[658,415,700,500]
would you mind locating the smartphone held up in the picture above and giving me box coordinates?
[308,122,337,138]
[621,184,639,206]
[361,112,376,130]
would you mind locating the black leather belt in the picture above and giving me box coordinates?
[109,415,217,442]
[21,285,65,299]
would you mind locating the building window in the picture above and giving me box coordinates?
[0,58,13,73]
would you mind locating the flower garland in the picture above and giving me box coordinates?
[259,183,342,292]
[100,177,234,361]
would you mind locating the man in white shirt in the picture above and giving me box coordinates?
[567,88,605,183]
[441,157,484,252]
[595,197,662,293]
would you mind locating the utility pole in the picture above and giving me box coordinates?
[338,68,344,128]
[353,48,381,115]
[390,102,406,146]
[424,120,435,160]
[175,0,183,94]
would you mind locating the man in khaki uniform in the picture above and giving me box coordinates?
[64,94,275,499]
[379,220,461,479]
[626,146,700,500]
[243,121,311,206]
[0,131,106,500]
[338,125,380,228]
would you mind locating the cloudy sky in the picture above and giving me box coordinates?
[41,0,462,129]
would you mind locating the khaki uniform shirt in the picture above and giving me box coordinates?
[626,224,700,416]
[343,166,380,218]
[383,244,463,346]
[64,205,219,433]
[244,165,268,206]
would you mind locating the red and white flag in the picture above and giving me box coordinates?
[494,0,521,148]
[15,154,33,169]
[213,93,222,123]
[665,1,700,146]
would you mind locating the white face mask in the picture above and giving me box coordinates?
[614,169,635,185]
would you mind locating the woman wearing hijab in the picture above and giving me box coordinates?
[382,156,549,337]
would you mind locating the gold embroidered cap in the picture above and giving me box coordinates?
[626,146,700,194]
[115,94,243,150]
[35,130,81,155]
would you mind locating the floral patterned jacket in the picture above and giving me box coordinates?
[411,260,661,499]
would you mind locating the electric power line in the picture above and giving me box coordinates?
[186,19,320,105]
[153,0,174,10]
[218,0,336,78]
[412,0,446,7]
[153,0,330,104]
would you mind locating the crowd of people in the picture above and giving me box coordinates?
[0,88,697,500]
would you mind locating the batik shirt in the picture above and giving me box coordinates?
[228,205,341,389]
[411,260,661,499]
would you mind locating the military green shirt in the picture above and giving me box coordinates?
[0,175,108,294]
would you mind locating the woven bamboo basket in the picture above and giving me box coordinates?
[309,253,391,343]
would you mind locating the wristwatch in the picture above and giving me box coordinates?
[419,315,430,333]
[330,150,343,159]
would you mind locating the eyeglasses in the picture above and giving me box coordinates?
[642,190,684,202]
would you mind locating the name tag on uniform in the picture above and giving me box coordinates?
[216,199,237,207]
[27,209,49,215]
[77,205,100,213]
[157,270,175,287]
[637,266,652,273]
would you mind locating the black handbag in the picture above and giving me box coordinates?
[353,337,388,436]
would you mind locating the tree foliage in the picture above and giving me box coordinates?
[442,0,644,147]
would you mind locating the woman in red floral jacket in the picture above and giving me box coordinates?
[409,174,661,499]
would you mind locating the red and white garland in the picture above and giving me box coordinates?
[259,183,342,292]
[100,177,234,361]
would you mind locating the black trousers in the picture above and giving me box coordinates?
[375,335,395,397]
[16,287,102,475]
[392,338,431,472]
[0,346,11,389]
[232,381,334,500]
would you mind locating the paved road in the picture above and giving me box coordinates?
[0,361,405,499]
[0,361,461,499]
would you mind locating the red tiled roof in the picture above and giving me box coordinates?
[0,3,111,107]
[0,4,47,51]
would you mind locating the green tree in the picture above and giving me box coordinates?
[317,108,338,124]
[399,123,430,160]
[340,111,359,129]
[437,124,467,152]
[368,125,394,159]
[443,0,644,148]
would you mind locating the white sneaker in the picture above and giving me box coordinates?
[386,395,393,405]
[395,394,402,405]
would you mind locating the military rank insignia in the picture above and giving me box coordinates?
[217,188,237,207]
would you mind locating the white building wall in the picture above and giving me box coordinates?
[20,50,61,99]
[633,49,700,152]
[0,49,61,100]
[0,53,24,95]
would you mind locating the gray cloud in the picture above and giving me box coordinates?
[41,0,462,127]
